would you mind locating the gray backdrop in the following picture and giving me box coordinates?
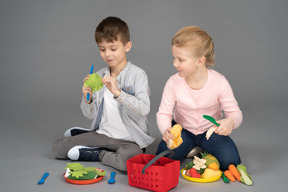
[1,0,287,191]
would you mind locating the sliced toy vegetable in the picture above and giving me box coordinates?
[65,163,106,180]
[202,168,222,179]
[185,169,191,177]
[192,156,206,171]
[189,168,201,178]
[181,168,222,183]
[67,171,97,180]
[237,164,253,186]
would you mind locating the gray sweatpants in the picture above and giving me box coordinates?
[52,130,143,171]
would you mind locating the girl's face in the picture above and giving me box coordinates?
[172,45,201,78]
[98,39,132,68]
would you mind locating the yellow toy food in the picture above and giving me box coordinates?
[201,152,220,170]
[182,153,222,183]
[202,168,222,179]
[168,124,183,149]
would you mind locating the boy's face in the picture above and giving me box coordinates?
[172,45,202,78]
[97,38,132,68]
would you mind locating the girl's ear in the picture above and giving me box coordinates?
[125,41,132,52]
[198,56,206,66]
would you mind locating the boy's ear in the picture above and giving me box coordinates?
[125,41,132,52]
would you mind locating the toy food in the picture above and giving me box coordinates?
[201,152,220,170]
[182,152,222,183]
[185,156,206,175]
[185,168,201,178]
[84,73,103,93]
[237,164,253,186]
[206,126,217,140]
[221,172,230,183]
[189,168,201,178]
[183,152,252,185]
[167,124,183,149]
[192,156,207,171]
[224,170,236,182]
[64,163,106,184]
[202,168,222,179]
[228,164,241,181]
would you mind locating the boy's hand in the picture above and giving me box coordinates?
[102,76,121,97]
[82,75,92,103]
[214,118,235,136]
[163,127,174,143]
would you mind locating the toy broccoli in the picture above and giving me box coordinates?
[84,73,103,93]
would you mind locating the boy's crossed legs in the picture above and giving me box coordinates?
[52,128,142,171]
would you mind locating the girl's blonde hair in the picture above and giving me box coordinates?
[172,26,215,67]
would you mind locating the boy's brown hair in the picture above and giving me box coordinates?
[95,16,130,45]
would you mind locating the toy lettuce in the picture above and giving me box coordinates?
[84,73,103,92]
[65,163,106,180]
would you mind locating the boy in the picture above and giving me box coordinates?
[52,17,154,171]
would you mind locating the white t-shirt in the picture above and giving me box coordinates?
[97,86,134,142]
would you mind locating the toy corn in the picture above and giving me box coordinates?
[168,124,183,149]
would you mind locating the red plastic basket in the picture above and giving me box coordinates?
[127,150,180,192]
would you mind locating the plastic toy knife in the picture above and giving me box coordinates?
[86,65,94,101]
[203,115,220,140]
[203,115,220,126]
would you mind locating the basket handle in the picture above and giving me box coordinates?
[141,150,175,175]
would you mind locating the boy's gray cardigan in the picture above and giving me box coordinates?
[81,61,155,149]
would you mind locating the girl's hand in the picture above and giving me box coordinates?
[102,76,121,97]
[214,118,235,136]
[163,127,174,143]
[82,75,92,103]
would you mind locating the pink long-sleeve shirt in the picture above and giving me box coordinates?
[156,69,242,135]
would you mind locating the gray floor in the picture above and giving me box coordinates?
[0,104,287,192]
[1,0,288,191]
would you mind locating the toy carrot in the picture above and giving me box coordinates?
[228,164,241,181]
[224,170,235,182]
[221,172,230,183]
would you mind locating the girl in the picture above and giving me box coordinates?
[156,26,242,170]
